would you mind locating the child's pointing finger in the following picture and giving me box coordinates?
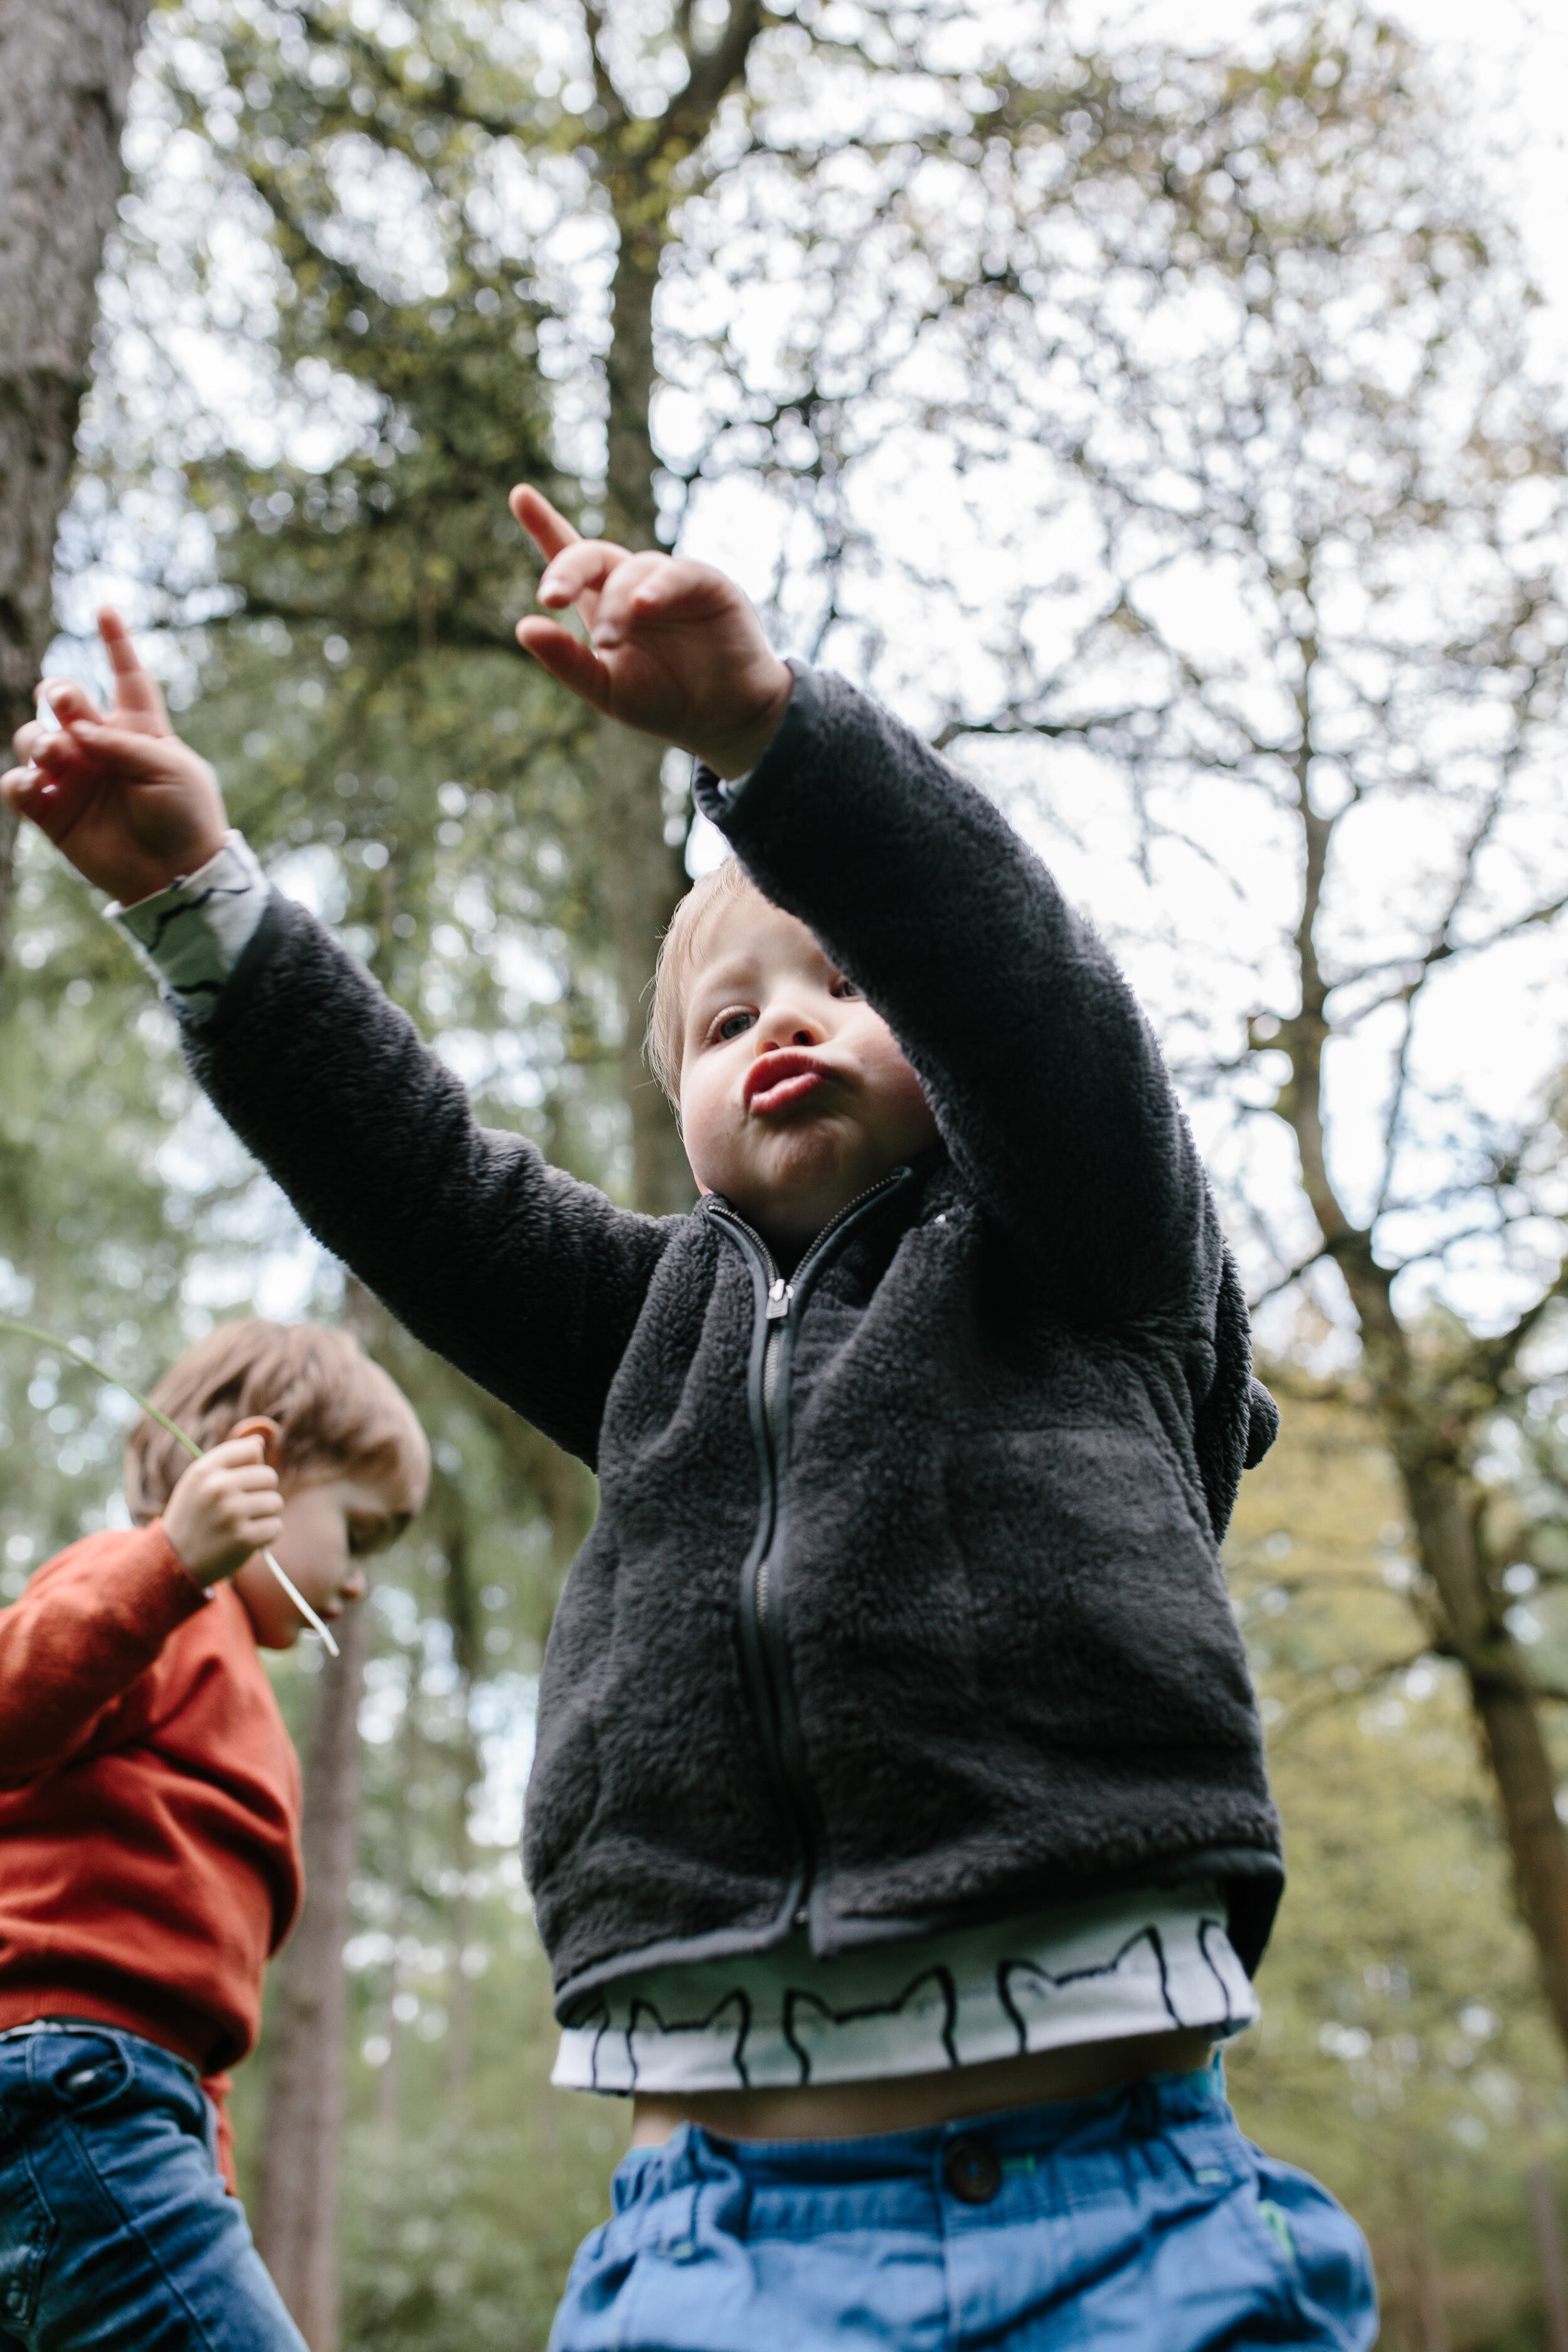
[509,484,581,561]
[97,608,169,723]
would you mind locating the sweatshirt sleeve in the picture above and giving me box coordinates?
[178,891,674,1465]
[696,664,1214,1326]
[0,1527,207,1784]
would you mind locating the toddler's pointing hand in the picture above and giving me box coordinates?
[1,610,228,905]
[511,487,794,780]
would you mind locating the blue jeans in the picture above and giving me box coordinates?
[550,2062,1377,2350]
[0,2021,305,2352]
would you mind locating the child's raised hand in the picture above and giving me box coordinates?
[511,487,795,780]
[161,1425,285,1590]
[1,610,229,904]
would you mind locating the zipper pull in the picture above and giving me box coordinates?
[766,1278,793,1322]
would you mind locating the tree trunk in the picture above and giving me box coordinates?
[375,1680,416,2141]
[253,1601,369,2352]
[0,0,148,965]
[593,717,694,1215]
[594,172,695,1216]
[445,1732,480,2106]
[1284,900,1568,2060]
[1397,2136,1448,2352]
[1403,1456,1568,2055]
[1528,2156,1568,2352]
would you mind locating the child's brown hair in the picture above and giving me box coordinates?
[124,1320,430,1526]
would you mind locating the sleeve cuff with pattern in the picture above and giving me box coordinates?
[108,832,270,1023]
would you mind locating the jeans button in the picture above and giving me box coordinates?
[944,2134,1002,2205]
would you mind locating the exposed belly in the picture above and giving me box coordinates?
[629,2026,1216,2145]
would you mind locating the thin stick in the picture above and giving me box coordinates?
[0,1316,340,1656]
[257,1549,339,1657]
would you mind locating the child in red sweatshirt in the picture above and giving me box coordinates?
[0,1319,428,2352]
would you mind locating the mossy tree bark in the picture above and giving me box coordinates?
[0,0,148,966]
[253,1597,368,2352]
[583,1,766,1214]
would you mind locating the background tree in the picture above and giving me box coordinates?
[254,1598,368,2352]
[78,0,1119,1211]
[1226,1382,1568,2351]
[0,0,152,963]
[858,6,1568,2064]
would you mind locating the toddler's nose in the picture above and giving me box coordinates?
[756,1014,819,1051]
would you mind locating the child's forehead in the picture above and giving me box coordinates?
[686,894,827,992]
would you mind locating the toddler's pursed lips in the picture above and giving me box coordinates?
[744,1048,833,1117]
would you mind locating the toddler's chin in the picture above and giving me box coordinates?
[757,1116,865,1194]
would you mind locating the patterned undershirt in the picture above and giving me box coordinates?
[553,1883,1257,2097]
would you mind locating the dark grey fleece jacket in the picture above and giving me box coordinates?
[184,664,1284,2011]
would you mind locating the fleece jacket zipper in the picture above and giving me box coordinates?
[708,1165,913,1936]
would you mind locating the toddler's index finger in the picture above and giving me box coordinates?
[97,608,166,723]
[511,485,581,563]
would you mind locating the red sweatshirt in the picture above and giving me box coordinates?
[0,1525,304,2185]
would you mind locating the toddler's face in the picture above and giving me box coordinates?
[678,889,938,1262]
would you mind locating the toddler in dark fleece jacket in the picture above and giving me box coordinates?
[4,491,1376,2351]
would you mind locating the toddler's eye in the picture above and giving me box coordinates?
[832,978,862,1000]
[713,1009,755,1042]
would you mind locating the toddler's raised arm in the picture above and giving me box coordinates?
[3,615,671,1463]
[180,886,669,1460]
[507,493,1221,1330]
[696,669,1218,1332]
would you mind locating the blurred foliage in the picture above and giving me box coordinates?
[1230,1383,1568,2351]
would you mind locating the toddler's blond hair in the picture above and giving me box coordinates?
[645,858,761,1108]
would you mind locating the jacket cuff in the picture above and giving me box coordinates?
[109,832,270,1024]
[692,659,813,838]
[181,886,298,1046]
[1243,1377,1281,1470]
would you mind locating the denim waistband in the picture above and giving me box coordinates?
[0,2018,201,2087]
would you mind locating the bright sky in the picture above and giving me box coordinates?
[1104,0,1568,341]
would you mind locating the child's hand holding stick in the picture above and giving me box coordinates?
[161,1422,285,1591]
[0,1322,339,1651]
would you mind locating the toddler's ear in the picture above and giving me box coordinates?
[230,1414,283,1470]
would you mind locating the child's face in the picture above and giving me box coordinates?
[678,890,938,1258]
[233,1469,404,1650]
